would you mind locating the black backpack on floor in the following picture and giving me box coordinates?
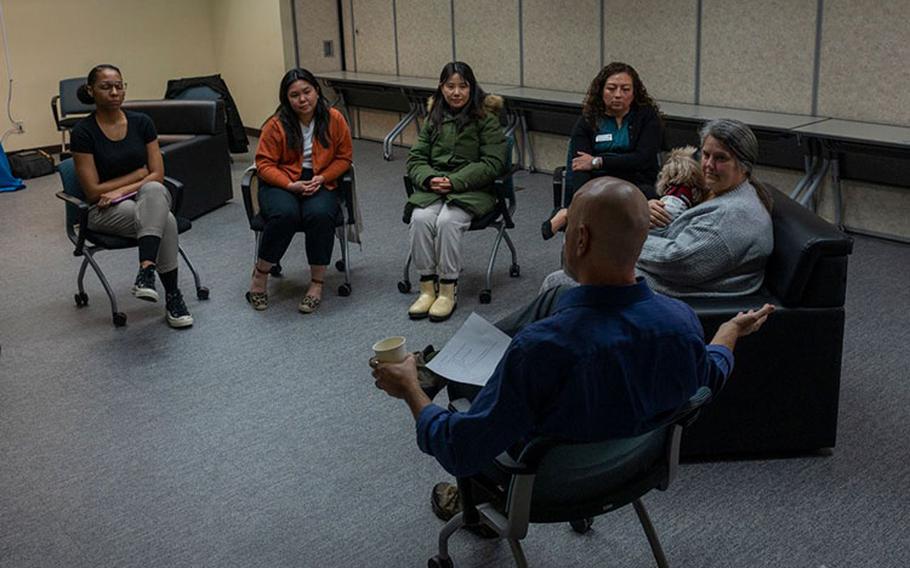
[9,150,55,179]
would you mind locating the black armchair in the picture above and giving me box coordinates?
[681,186,854,457]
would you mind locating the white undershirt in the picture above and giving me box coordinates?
[300,120,314,169]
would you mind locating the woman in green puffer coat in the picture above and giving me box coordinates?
[404,61,507,322]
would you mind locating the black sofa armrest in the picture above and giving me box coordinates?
[765,187,854,307]
[159,133,232,219]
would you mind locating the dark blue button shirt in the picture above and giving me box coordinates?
[416,280,733,477]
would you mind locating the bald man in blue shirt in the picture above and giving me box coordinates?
[372,177,773,522]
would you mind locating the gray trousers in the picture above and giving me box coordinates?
[408,201,473,280]
[87,181,179,273]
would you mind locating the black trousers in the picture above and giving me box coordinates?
[257,169,339,266]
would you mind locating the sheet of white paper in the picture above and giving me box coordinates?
[425,312,512,386]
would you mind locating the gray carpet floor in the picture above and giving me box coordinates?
[1,139,908,567]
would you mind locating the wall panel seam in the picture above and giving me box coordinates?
[392,0,400,75]
[518,0,524,86]
[450,0,456,61]
[350,0,358,71]
[290,0,300,68]
[599,0,604,69]
[694,0,702,104]
[811,0,824,116]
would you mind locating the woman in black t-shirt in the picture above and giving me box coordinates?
[70,64,193,328]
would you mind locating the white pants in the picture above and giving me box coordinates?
[408,201,472,280]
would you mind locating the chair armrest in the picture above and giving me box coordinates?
[56,191,90,255]
[497,164,522,182]
[162,176,185,215]
[493,164,521,229]
[552,166,566,210]
[51,95,63,131]
[493,451,533,475]
[338,167,355,219]
[56,190,89,209]
[403,175,415,197]
[240,165,258,222]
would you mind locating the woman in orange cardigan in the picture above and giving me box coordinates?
[247,68,353,313]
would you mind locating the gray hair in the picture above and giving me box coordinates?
[699,118,759,175]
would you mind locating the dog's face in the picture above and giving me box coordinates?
[657,146,704,200]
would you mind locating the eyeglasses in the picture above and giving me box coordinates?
[95,82,127,91]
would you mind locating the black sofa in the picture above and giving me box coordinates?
[122,99,232,219]
[682,186,854,457]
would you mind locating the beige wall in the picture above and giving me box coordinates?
[211,0,290,130]
[0,0,293,152]
[0,0,218,151]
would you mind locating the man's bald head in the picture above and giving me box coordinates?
[563,177,650,284]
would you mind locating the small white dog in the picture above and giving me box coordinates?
[656,145,705,221]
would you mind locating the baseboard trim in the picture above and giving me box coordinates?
[245,126,261,137]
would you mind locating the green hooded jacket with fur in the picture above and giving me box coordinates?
[405,94,506,219]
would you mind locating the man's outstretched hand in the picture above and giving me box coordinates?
[726,304,775,336]
[711,304,775,351]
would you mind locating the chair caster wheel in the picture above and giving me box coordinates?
[335,260,345,272]
[428,556,454,568]
[509,264,520,278]
[479,290,492,304]
[197,287,210,300]
[270,264,283,277]
[338,283,351,297]
[75,292,89,307]
[398,280,412,294]
[570,517,593,534]
[112,312,127,327]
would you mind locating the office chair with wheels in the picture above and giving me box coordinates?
[50,78,95,158]
[429,387,712,568]
[55,159,209,328]
[397,137,520,305]
[240,165,356,297]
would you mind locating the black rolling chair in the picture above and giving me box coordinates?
[55,159,209,327]
[50,78,94,158]
[429,388,712,568]
[240,165,356,297]
[397,139,520,305]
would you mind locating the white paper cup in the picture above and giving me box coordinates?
[372,336,407,363]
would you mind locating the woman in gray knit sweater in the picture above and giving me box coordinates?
[543,118,773,297]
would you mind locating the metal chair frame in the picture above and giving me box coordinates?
[240,165,356,297]
[55,160,208,328]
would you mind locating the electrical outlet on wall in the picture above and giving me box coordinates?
[323,40,334,58]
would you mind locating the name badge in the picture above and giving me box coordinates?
[595,133,613,143]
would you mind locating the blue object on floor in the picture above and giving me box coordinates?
[0,142,25,192]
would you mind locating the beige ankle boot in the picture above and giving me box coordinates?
[408,278,437,320]
[429,280,457,322]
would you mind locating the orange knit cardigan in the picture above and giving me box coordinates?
[255,107,352,189]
